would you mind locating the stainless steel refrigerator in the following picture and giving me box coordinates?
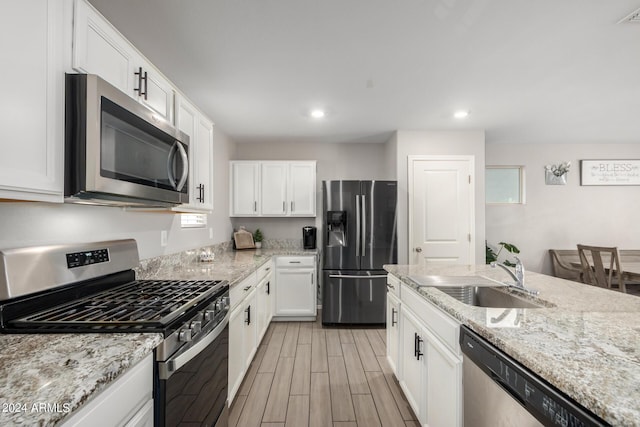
[322,180,397,325]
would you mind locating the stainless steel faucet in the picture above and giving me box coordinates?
[491,257,539,296]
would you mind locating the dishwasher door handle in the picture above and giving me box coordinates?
[328,274,388,279]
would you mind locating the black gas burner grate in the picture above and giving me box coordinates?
[11,279,224,329]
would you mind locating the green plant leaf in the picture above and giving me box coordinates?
[498,242,520,254]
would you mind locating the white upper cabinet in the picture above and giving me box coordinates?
[260,162,288,215]
[230,162,260,216]
[73,0,174,122]
[0,0,71,203]
[173,96,214,212]
[230,161,316,217]
[288,162,316,216]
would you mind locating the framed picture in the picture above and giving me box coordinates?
[580,160,640,186]
[486,166,525,204]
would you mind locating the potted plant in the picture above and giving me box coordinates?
[253,229,263,249]
[486,241,520,267]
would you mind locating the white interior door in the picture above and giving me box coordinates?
[409,156,474,265]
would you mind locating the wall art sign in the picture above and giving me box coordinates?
[580,160,640,186]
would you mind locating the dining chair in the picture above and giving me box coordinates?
[576,244,627,293]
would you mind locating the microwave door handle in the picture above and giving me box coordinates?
[167,142,179,189]
[175,142,189,191]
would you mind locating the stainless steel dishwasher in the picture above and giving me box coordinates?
[460,326,608,427]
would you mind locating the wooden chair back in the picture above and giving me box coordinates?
[548,249,582,282]
[576,244,626,293]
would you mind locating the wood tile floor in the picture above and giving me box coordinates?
[230,315,418,427]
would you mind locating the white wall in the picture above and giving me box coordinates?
[231,141,392,241]
[0,128,236,260]
[394,130,486,264]
[486,143,640,274]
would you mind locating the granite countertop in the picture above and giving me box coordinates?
[136,247,318,285]
[0,333,162,426]
[0,245,316,426]
[384,263,640,425]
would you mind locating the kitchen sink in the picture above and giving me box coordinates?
[409,275,501,288]
[437,286,543,309]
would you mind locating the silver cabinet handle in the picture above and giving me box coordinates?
[254,201,257,212]
[283,201,286,212]
[415,247,423,253]
[243,286,251,291]
[391,308,397,326]
[386,283,395,289]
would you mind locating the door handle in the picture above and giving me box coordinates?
[355,195,361,256]
[361,194,366,257]
[329,274,388,279]
[391,308,397,327]
[415,247,423,253]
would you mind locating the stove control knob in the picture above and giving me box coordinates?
[189,320,202,335]
[204,310,216,323]
[179,328,193,342]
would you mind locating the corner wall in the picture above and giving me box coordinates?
[486,143,640,274]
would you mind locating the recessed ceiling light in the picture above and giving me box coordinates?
[454,110,469,119]
[310,109,326,119]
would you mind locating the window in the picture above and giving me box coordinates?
[180,213,207,228]
[486,166,525,204]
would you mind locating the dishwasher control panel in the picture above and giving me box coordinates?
[460,326,608,427]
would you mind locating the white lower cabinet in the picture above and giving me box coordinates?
[228,275,257,404]
[61,354,153,427]
[393,276,462,427]
[386,291,401,375]
[274,256,316,318]
[399,307,427,419]
[256,273,273,343]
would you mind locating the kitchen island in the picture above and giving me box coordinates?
[385,263,640,425]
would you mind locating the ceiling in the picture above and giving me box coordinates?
[88,0,640,145]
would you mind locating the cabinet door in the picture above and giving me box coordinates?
[288,162,316,216]
[386,292,400,375]
[265,275,274,324]
[425,329,462,427]
[399,308,426,423]
[230,162,259,216]
[134,58,174,122]
[243,289,258,369]
[194,116,214,210]
[256,279,268,343]
[228,304,245,404]
[260,162,288,215]
[73,0,134,94]
[0,1,66,202]
[275,268,316,316]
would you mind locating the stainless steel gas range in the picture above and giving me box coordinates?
[0,239,229,427]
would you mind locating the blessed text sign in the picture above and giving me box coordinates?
[580,160,640,186]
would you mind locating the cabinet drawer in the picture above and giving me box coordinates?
[401,283,460,355]
[386,274,401,298]
[256,260,273,281]
[230,274,256,310]
[275,256,315,268]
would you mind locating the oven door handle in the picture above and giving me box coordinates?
[158,312,229,380]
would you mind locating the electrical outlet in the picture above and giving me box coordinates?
[209,228,213,239]
[161,230,168,247]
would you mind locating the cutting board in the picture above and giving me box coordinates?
[234,230,255,249]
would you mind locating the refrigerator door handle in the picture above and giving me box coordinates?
[361,194,366,257]
[355,195,361,257]
[328,274,388,279]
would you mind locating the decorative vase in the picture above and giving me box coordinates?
[255,242,262,249]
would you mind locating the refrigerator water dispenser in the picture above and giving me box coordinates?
[326,211,347,247]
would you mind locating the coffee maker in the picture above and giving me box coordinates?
[302,226,317,249]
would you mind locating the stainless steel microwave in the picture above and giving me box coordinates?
[65,74,189,207]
